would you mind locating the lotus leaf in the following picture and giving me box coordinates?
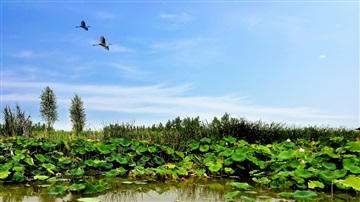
[119,139,132,147]
[322,162,337,170]
[187,142,200,151]
[35,154,46,163]
[42,163,56,170]
[12,171,25,182]
[154,156,165,165]
[208,163,222,173]
[161,146,174,154]
[148,145,157,153]
[0,171,10,179]
[335,176,360,191]
[223,148,234,157]
[12,154,25,161]
[166,163,176,169]
[200,137,212,143]
[277,149,297,161]
[223,190,240,199]
[114,154,128,164]
[96,143,115,155]
[115,167,127,175]
[231,151,247,162]
[34,175,49,180]
[344,165,360,174]
[24,157,34,166]
[140,155,151,162]
[229,182,252,189]
[176,167,188,175]
[175,151,184,158]
[294,168,313,179]
[155,166,170,175]
[224,167,234,174]
[70,168,85,176]
[48,185,67,195]
[105,170,118,177]
[12,166,25,174]
[308,180,324,189]
[199,145,209,152]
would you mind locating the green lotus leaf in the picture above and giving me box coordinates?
[84,182,97,194]
[155,166,170,175]
[224,190,240,199]
[114,154,128,165]
[154,156,165,165]
[175,151,184,158]
[148,146,157,153]
[229,182,252,189]
[308,180,324,189]
[35,154,46,163]
[199,145,210,152]
[116,167,127,176]
[176,167,188,176]
[70,168,85,176]
[346,141,360,152]
[335,176,360,191]
[224,167,234,174]
[34,175,49,180]
[136,145,148,154]
[195,168,206,175]
[48,185,67,195]
[344,165,360,174]
[277,150,297,161]
[70,183,86,191]
[200,137,212,144]
[12,166,25,174]
[96,143,115,155]
[12,154,25,161]
[0,171,10,179]
[224,136,237,144]
[208,163,222,173]
[161,146,174,154]
[223,148,234,157]
[119,139,132,147]
[42,163,56,170]
[231,152,247,162]
[282,141,296,148]
[292,190,318,201]
[140,155,151,162]
[105,170,118,177]
[102,162,113,170]
[187,142,200,152]
[13,171,25,182]
[294,168,313,179]
[47,177,58,183]
[319,170,335,181]
[166,163,176,169]
[322,162,337,170]
[132,167,145,176]
[24,157,34,166]
[277,191,293,197]
[255,145,271,153]
[247,155,265,169]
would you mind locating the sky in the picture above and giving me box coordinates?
[1,1,359,131]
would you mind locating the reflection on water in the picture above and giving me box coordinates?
[0,177,357,202]
[0,178,231,202]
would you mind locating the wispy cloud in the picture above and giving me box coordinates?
[11,50,34,58]
[319,55,327,59]
[97,11,115,20]
[2,78,353,129]
[159,12,191,23]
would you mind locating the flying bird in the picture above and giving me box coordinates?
[76,21,91,31]
[93,36,112,50]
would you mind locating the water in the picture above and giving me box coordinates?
[0,177,357,202]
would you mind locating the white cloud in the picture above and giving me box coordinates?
[159,12,191,23]
[319,55,327,59]
[1,78,354,130]
[97,11,115,20]
[11,50,34,58]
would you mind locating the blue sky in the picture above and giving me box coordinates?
[1,1,359,130]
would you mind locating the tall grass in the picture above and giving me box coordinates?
[102,113,359,150]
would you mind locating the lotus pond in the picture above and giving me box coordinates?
[0,135,359,201]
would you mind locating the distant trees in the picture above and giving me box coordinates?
[2,103,32,137]
[39,86,58,134]
[69,94,86,135]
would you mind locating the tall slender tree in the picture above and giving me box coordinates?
[39,86,58,134]
[69,94,86,135]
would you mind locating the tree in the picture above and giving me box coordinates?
[69,94,86,135]
[2,103,32,137]
[39,86,58,134]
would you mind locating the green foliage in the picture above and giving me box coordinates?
[39,86,58,134]
[69,94,86,135]
[2,103,32,137]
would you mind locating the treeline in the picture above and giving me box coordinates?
[1,86,86,137]
[103,113,359,150]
